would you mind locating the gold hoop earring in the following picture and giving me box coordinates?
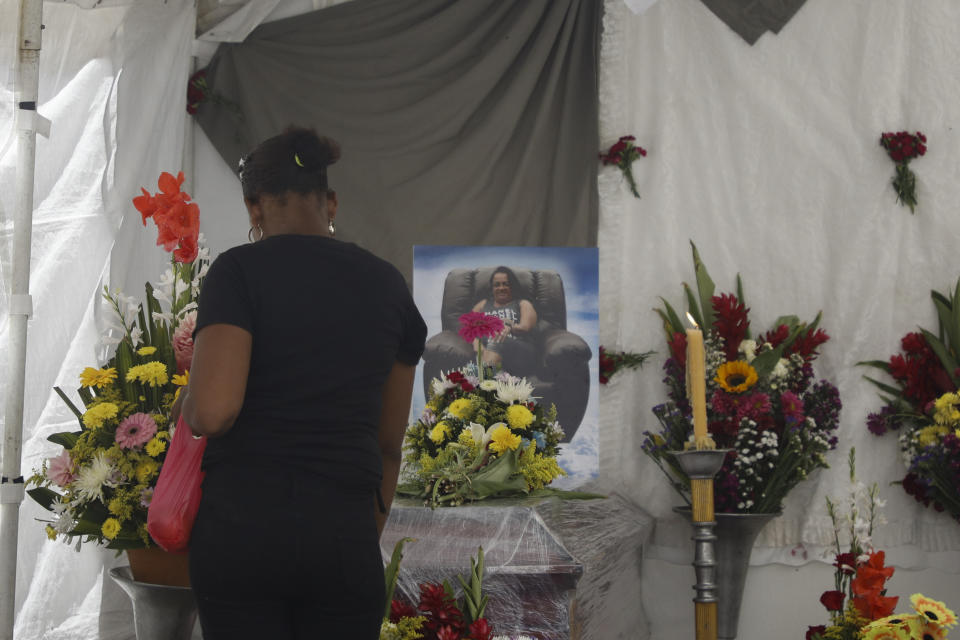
[248,225,263,243]
[328,220,336,237]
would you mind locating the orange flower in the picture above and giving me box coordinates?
[851,551,898,620]
[132,171,199,263]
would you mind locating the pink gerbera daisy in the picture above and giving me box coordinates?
[458,311,504,343]
[115,413,158,450]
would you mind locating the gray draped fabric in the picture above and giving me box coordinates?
[195,0,601,280]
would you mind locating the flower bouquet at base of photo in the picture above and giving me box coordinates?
[642,242,841,513]
[860,278,960,524]
[807,449,957,640]
[27,171,208,549]
[381,539,494,640]
[397,312,568,508]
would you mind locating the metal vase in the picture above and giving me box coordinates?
[109,567,197,640]
[713,512,780,640]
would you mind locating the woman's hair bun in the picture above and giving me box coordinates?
[285,126,340,171]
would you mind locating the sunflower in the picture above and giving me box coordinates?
[864,614,923,637]
[715,361,758,393]
[911,594,957,627]
[860,625,910,640]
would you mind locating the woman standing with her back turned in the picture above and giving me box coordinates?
[176,126,426,640]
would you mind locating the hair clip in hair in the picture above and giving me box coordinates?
[294,153,305,168]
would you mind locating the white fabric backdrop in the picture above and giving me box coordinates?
[0,2,194,637]
[597,0,960,565]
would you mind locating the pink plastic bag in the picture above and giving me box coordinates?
[147,416,206,552]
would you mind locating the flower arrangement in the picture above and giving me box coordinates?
[808,450,957,640]
[398,313,566,508]
[860,279,960,524]
[382,539,494,640]
[27,171,208,549]
[642,243,841,513]
[598,346,654,384]
[599,135,646,198]
[879,130,927,214]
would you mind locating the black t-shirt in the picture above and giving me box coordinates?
[194,234,426,490]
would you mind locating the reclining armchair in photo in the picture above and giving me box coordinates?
[421,267,592,442]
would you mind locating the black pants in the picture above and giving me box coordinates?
[189,466,384,640]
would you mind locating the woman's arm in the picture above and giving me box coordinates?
[375,359,417,537]
[512,299,538,334]
[181,324,252,438]
[471,299,487,312]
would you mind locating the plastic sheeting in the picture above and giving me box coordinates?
[382,494,652,640]
[0,2,195,637]
[597,0,960,565]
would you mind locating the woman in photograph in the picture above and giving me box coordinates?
[471,265,538,376]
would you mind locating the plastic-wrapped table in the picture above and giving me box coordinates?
[380,493,654,640]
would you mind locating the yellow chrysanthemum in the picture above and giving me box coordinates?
[135,459,159,484]
[860,624,910,640]
[505,404,534,430]
[125,362,169,387]
[82,402,119,429]
[911,593,958,627]
[136,346,157,356]
[108,496,134,521]
[101,518,121,540]
[78,366,117,389]
[489,425,522,454]
[715,360,759,393]
[45,525,57,541]
[933,392,960,426]
[916,425,949,448]
[172,371,189,386]
[429,422,451,444]
[447,398,473,420]
[145,437,166,457]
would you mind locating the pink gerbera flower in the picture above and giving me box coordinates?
[46,450,75,487]
[115,413,158,449]
[458,311,504,343]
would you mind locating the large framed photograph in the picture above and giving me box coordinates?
[413,246,599,488]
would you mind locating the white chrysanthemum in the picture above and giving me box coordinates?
[495,377,535,404]
[431,377,456,397]
[479,380,498,391]
[738,339,758,362]
[73,453,116,503]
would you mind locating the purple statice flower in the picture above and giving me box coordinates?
[866,405,898,436]
[789,360,815,394]
[714,465,741,513]
[804,380,842,437]
[420,407,437,427]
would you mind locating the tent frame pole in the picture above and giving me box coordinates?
[1,2,43,639]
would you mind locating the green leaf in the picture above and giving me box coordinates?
[856,360,891,373]
[690,241,716,329]
[952,277,960,354]
[53,387,84,424]
[932,295,956,353]
[383,537,415,619]
[862,375,903,398]
[26,487,62,511]
[750,343,787,379]
[920,328,960,387]
[736,274,749,338]
[395,482,425,497]
[771,315,801,331]
[46,431,81,450]
[656,297,686,337]
[682,283,703,330]
[468,449,528,499]
[116,340,136,400]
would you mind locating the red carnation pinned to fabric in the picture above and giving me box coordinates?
[599,135,647,198]
[712,293,750,361]
[458,312,504,343]
[879,130,927,214]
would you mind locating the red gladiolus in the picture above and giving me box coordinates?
[819,589,845,612]
[850,551,898,620]
[132,171,200,264]
[833,552,857,575]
